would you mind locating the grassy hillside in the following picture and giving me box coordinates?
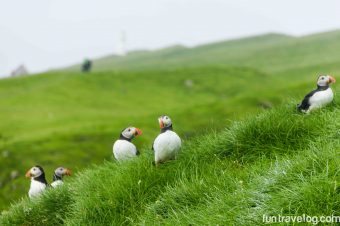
[0,66,291,210]
[76,30,340,75]
[1,29,340,224]
[1,102,339,225]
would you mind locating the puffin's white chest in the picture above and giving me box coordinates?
[29,179,47,198]
[113,140,138,161]
[153,130,181,163]
[51,180,63,188]
[309,88,334,108]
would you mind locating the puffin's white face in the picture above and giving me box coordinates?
[55,167,71,177]
[317,75,336,86]
[25,166,44,178]
[121,127,142,139]
[159,115,172,129]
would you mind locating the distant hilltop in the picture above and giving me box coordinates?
[64,29,340,74]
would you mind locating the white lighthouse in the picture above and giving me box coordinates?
[117,30,127,56]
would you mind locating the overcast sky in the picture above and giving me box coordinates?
[1,0,340,77]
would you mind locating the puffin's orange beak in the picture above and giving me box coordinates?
[328,76,336,84]
[159,119,165,129]
[134,128,142,137]
[25,170,32,178]
[64,169,72,176]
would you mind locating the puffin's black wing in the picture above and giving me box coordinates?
[297,89,317,111]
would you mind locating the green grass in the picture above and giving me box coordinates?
[1,29,340,224]
[0,66,287,210]
[0,102,339,225]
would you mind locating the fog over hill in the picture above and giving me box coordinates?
[1,0,340,76]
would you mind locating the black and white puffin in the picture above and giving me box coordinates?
[297,75,336,113]
[113,126,142,161]
[51,167,72,188]
[25,165,48,198]
[152,115,181,165]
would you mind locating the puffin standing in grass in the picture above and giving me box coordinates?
[297,75,336,113]
[152,115,181,165]
[51,167,72,188]
[113,127,142,161]
[25,165,48,198]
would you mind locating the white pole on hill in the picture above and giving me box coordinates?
[117,30,127,56]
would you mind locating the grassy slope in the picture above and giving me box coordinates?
[0,66,286,209]
[1,102,339,225]
[1,30,340,224]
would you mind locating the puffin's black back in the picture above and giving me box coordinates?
[298,86,329,111]
[34,165,49,185]
[298,90,314,111]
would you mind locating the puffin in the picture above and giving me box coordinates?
[113,126,142,161]
[152,115,181,165]
[51,167,72,188]
[25,165,48,198]
[297,75,336,113]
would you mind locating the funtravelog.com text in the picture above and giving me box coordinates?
[263,214,340,225]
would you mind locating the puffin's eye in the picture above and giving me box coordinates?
[33,168,36,171]
[165,117,168,119]
[128,129,131,132]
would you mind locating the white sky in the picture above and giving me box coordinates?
[1,0,340,77]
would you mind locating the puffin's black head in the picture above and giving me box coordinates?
[25,165,45,179]
[317,75,336,87]
[120,127,142,141]
[53,167,72,181]
[158,115,173,131]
